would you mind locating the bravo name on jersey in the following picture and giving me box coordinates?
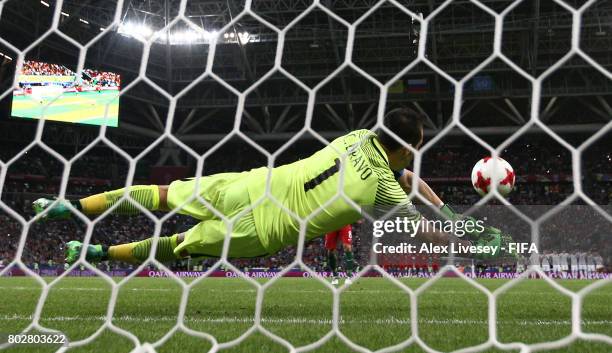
[247,129,420,254]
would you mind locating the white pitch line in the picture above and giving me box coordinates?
[0,286,172,292]
[2,314,611,327]
[2,287,609,296]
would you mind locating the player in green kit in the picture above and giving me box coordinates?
[33,108,512,264]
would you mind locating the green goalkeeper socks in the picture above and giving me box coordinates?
[79,185,160,215]
[108,235,179,263]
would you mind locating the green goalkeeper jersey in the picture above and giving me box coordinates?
[245,129,420,254]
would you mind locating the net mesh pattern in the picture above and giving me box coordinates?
[0,0,611,352]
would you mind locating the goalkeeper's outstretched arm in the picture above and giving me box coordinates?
[397,169,443,207]
[397,168,516,259]
[393,169,469,246]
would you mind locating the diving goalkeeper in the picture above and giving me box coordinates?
[33,108,512,264]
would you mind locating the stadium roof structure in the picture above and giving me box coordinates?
[0,0,611,150]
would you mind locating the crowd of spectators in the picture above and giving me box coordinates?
[421,141,610,179]
[21,60,74,76]
[83,69,121,88]
[0,138,610,273]
[18,61,120,90]
[1,147,152,198]
[0,205,360,273]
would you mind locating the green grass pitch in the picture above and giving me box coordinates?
[0,276,610,352]
[11,91,119,127]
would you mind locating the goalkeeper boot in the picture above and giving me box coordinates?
[64,240,106,265]
[32,198,72,220]
[344,278,353,285]
[330,277,339,286]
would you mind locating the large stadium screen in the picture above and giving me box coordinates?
[11,60,120,127]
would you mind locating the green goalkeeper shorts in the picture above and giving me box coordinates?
[167,173,268,258]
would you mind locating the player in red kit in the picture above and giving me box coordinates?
[325,224,355,285]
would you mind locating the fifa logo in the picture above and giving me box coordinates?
[507,243,539,254]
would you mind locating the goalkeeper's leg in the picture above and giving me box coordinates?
[64,233,186,265]
[64,215,269,264]
[33,185,170,220]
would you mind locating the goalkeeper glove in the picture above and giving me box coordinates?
[440,204,518,259]
[439,204,482,241]
[439,204,501,241]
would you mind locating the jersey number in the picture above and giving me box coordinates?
[304,158,340,192]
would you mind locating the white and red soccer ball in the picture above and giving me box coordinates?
[471,157,515,197]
